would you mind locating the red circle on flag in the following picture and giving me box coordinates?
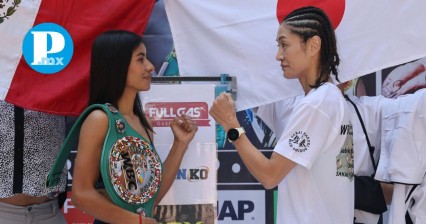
[276,0,345,29]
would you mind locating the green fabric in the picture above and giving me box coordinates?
[100,104,162,216]
[46,103,162,217]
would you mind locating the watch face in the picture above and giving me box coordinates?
[228,128,240,141]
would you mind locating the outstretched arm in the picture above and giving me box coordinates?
[209,93,296,189]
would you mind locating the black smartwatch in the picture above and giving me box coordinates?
[227,127,246,143]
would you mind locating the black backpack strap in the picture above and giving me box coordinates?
[405,184,419,224]
[345,95,377,172]
[405,184,419,203]
[45,104,110,188]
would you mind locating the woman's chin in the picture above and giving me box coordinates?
[283,73,296,79]
[139,85,151,92]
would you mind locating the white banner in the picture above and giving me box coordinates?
[0,0,41,99]
[165,0,303,111]
[141,84,217,205]
[165,0,426,111]
[336,1,426,80]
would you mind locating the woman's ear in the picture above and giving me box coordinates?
[308,35,321,56]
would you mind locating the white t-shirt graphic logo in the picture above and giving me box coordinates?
[336,124,354,181]
[288,131,310,152]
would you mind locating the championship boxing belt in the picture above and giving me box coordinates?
[46,103,162,217]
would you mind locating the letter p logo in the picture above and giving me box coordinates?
[23,23,73,74]
[31,31,65,65]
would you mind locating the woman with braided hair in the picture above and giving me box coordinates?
[210,6,354,223]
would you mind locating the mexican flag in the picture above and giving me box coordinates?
[0,0,155,115]
[165,0,426,111]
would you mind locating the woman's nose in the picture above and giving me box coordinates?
[146,59,154,72]
[276,49,284,61]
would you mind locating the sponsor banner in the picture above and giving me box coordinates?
[62,192,94,223]
[349,57,426,98]
[218,151,272,185]
[155,143,217,205]
[156,204,215,224]
[142,84,215,144]
[141,84,217,221]
[66,153,75,189]
[218,190,265,223]
[145,102,210,127]
[219,109,276,150]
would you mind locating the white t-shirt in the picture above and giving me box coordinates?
[274,83,354,224]
[255,94,303,138]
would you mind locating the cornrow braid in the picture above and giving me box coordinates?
[283,6,340,88]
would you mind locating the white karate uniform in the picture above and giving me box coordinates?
[375,89,426,223]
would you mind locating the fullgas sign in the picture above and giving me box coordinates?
[141,84,217,223]
[145,102,210,127]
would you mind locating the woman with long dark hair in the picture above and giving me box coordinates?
[71,30,198,224]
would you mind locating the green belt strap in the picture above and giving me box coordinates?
[45,103,108,188]
[46,103,161,217]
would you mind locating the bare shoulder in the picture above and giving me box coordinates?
[80,109,109,136]
[85,109,108,122]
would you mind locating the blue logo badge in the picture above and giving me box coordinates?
[22,22,74,74]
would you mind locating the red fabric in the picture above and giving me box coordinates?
[6,0,156,116]
[276,0,345,29]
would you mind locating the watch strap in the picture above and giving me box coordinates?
[227,127,245,143]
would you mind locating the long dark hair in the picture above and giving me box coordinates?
[283,6,340,88]
[89,30,152,131]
